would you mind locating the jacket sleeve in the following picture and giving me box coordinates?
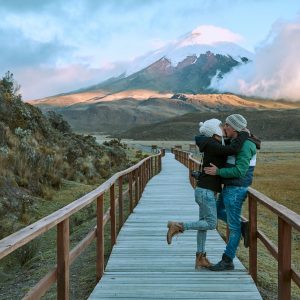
[217,141,256,178]
[207,131,249,157]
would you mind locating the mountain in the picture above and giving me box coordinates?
[125,27,253,76]
[117,109,300,141]
[67,26,254,95]
[79,51,248,95]
[28,26,299,136]
[30,90,297,134]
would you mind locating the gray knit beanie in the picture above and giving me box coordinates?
[226,114,247,132]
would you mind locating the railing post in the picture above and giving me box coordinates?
[135,168,139,206]
[143,163,146,191]
[128,172,133,213]
[150,157,153,178]
[248,193,257,283]
[57,219,70,300]
[188,159,192,185]
[278,217,292,300]
[110,184,116,247]
[192,161,196,188]
[96,194,104,281]
[118,176,123,230]
[158,153,162,172]
[138,166,142,200]
[147,159,150,181]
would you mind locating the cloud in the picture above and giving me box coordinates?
[210,18,300,101]
[14,62,128,100]
[179,25,244,46]
[0,27,73,71]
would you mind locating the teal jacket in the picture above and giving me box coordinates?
[216,140,257,187]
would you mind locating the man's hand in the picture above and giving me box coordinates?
[204,163,218,176]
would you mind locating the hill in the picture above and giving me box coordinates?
[0,72,130,239]
[29,91,297,134]
[117,109,300,141]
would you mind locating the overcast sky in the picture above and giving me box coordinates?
[0,0,299,99]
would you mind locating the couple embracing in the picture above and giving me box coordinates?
[167,114,260,271]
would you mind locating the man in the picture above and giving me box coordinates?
[204,114,259,271]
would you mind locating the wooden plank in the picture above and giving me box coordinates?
[22,267,57,300]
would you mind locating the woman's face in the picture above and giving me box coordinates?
[219,124,225,136]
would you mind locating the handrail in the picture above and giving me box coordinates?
[172,147,300,300]
[0,148,165,300]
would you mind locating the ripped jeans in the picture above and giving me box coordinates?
[183,187,217,253]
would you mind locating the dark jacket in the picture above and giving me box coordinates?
[195,132,249,192]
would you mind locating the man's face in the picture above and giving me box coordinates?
[224,123,237,138]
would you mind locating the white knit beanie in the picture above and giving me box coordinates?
[199,118,223,137]
[226,114,247,132]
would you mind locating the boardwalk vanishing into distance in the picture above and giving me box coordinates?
[88,153,262,299]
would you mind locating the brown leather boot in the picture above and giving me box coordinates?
[167,221,184,244]
[195,252,212,269]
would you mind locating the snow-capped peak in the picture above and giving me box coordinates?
[126,25,253,75]
[177,25,243,47]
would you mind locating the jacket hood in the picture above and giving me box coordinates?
[195,135,211,152]
[248,134,261,150]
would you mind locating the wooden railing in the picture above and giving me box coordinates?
[172,148,300,300]
[0,149,165,300]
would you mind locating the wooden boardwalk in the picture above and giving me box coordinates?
[88,153,262,299]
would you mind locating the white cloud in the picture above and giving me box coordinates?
[16,63,127,100]
[210,18,300,101]
[178,25,244,47]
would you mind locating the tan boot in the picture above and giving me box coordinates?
[167,221,184,244]
[195,252,212,270]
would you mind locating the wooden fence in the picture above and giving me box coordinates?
[0,149,165,300]
[172,148,300,300]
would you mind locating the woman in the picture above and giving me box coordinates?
[166,118,249,269]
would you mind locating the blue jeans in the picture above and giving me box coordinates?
[183,187,217,253]
[217,186,248,259]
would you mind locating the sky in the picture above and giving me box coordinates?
[0,0,299,100]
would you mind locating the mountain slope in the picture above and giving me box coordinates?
[80,51,246,94]
[117,109,300,141]
[31,91,297,135]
